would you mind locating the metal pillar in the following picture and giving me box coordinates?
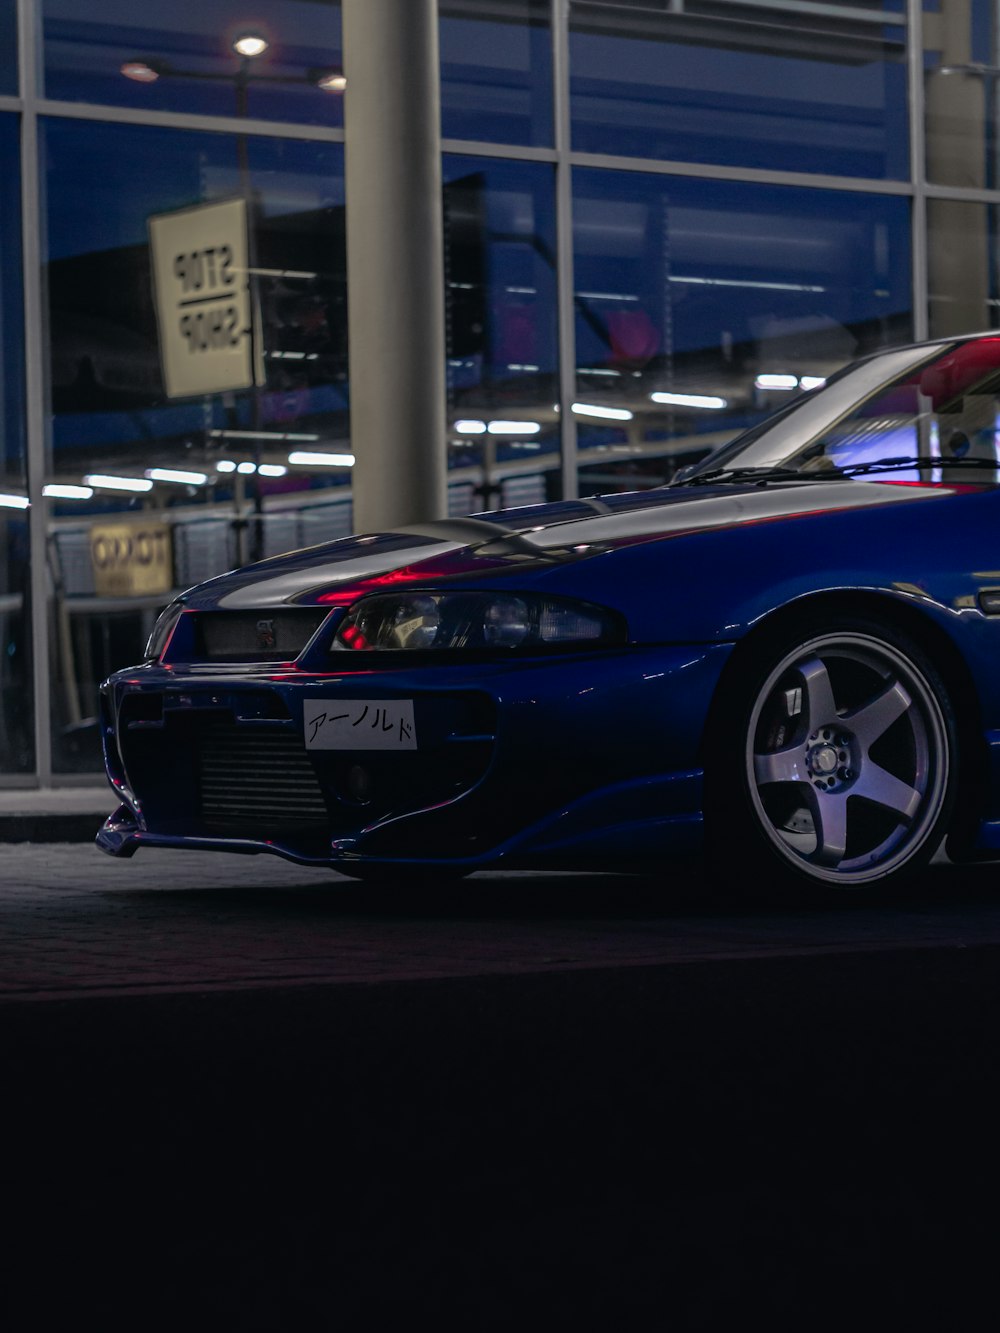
[342,0,447,531]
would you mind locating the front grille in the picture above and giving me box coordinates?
[190,609,330,662]
[196,717,329,827]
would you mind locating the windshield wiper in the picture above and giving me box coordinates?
[674,454,1000,488]
[671,464,820,488]
[837,454,998,477]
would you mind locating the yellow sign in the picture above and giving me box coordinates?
[90,522,173,598]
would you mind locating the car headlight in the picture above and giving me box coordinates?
[333,591,625,652]
[144,600,184,661]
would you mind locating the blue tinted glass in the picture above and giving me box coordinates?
[925,0,1000,187]
[443,154,560,509]
[0,1,16,95]
[0,113,30,773]
[0,115,23,488]
[572,168,912,494]
[440,1,552,146]
[43,118,348,771]
[570,0,909,179]
[43,0,343,126]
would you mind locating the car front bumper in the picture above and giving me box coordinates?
[98,642,732,872]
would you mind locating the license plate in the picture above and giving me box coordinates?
[303,699,417,750]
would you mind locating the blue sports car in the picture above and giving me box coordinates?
[99,333,1000,894]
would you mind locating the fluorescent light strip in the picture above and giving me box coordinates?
[84,474,153,492]
[43,484,93,500]
[572,402,634,421]
[215,460,237,473]
[0,493,29,509]
[755,374,798,391]
[237,462,257,474]
[454,420,487,434]
[577,291,640,302]
[650,391,728,410]
[487,420,541,435]
[258,464,288,477]
[669,276,826,294]
[287,450,356,467]
[145,468,208,486]
[209,429,320,442]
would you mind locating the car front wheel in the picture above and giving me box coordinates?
[707,616,958,894]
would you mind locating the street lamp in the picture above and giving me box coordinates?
[232,32,269,59]
[119,37,345,563]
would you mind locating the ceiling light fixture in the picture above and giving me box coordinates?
[487,421,542,435]
[120,60,161,83]
[287,451,356,467]
[313,68,347,92]
[43,484,94,500]
[572,403,634,421]
[649,391,728,410]
[145,468,208,486]
[84,475,154,493]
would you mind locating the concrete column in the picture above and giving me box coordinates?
[342,0,448,532]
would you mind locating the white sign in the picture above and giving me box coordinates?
[303,699,418,751]
[149,198,261,399]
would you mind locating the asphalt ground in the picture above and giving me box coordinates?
[3,842,1000,1328]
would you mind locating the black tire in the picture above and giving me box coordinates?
[704,613,958,897]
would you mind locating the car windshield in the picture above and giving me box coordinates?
[679,337,1000,487]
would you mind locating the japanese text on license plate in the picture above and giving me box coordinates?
[303,699,417,750]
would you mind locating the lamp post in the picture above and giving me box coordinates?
[122,34,345,563]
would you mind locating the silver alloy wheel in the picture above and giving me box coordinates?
[744,632,950,885]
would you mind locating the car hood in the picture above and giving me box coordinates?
[181,478,961,612]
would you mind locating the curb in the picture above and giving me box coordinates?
[0,814,108,843]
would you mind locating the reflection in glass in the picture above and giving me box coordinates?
[0,115,30,774]
[43,118,349,770]
[443,155,560,512]
[928,199,1000,338]
[0,1,15,96]
[569,0,909,178]
[43,0,344,126]
[925,0,1000,189]
[440,0,552,146]
[572,168,912,497]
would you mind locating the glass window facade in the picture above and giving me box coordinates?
[0,0,16,95]
[572,169,912,493]
[928,199,1000,339]
[569,0,910,178]
[443,154,560,510]
[440,1,552,146]
[0,0,997,782]
[0,114,30,775]
[42,0,344,126]
[924,0,1000,189]
[42,118,347,771]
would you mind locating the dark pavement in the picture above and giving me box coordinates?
[3,841,1000,1328]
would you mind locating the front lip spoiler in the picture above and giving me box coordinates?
[95,768,705,871]
[97,805,340,867]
